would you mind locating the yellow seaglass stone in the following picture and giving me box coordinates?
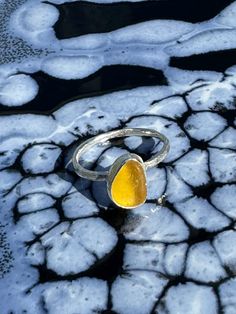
[111,159,147,208]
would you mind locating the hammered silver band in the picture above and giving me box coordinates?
[72,128,170,181]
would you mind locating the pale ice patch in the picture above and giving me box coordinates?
[165,168,193,203]
[62,191,99,218]
[42,55,103,80]
[0,137,28,170]
[42,278,108,314]
[209,148,236,183]
[0,114,57,141]
[164,243,188,276]
[184,112,227,141]
[211,184,236,219]
[111,20,194,44]
[124,203,189,243]
[41,218,117,275]
[174,149,210,187]
[214,230,236,274]
[166,67,223,90]
[186,81,236,111]
[111,270,168,314]
[26,241,45,266]
[185,241,227,282]
[175,197,230,232]
[21,144,61,174]
[20,3,59,32]
[17,193,55,213]
[215,1,236,27]
[0,169,22,194]
[209,127,236,149]
[9,2,59,48]
[14,174,72,199]
[155,282,218,314]
[0,74,39,107]
[60,34,108,50]
[146,167,166,200]
[123,243,165,273]
[219,278,236,314]
[210,127,236,150]
[124,136,143,150]
[16,208,59,240]
[147,96,187,118]
[166,29,236,57]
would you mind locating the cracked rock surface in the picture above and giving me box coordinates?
[0,0,236,313]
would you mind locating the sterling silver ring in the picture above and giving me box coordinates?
[72,128,170,209]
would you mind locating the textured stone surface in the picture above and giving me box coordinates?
[0,0,236,313]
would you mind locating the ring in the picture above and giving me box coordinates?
[72,128,170,209]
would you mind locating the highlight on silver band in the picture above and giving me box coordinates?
[72,128,170,181]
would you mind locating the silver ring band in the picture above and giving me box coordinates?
[72,128,170,181]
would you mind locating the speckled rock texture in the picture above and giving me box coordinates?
[0,0,236,313]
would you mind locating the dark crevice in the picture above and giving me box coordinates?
[188,228,217,245]
[191,182,223,199]
[188,221,235,246]
[52,0,234,39]
[219,108,236,127]
[87,235,125,282]
[36,234,125,284]
[170,49,236,72]
[0,65,167,115]
[188,138,209,150]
